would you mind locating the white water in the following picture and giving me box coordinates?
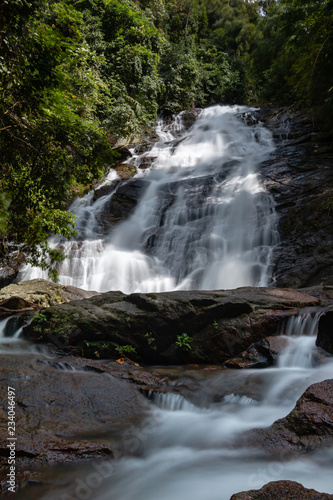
[23,310,333,500]
[20,105,279,293]
[93,312,333,500]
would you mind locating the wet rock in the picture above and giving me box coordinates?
[0,279,99,309]
[180,108,202,129]
[114,163,137,180]
[245,379,333,456]
[258,107,333,288]
[139,156,156,169]
[0,354,149,470]
[230,480,333,499]
[225,336,289,369]
[316,310,333,354]
[23,287,321,364]
[93,181,120,201]
[98,179,149,230]
[134,142,153,155]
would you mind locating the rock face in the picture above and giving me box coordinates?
[230,480,333,500]
[245,379,333,456]
[0,353,149,470]
[258,108,333,288]
[23,286,321,364]
[316,309,333,354]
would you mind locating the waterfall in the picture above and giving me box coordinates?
[20,105,279,293]
[277,310,324,369]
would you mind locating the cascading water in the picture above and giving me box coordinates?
[20,309,333,500]
[20,105,279,293]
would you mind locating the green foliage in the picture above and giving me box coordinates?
[2,0,331,272]
[176,332,193,350]
[145,332,156,345]
[115,344,137,356]
[251,0,333,122]
[31,311,48,332]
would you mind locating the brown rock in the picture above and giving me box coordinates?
[114,163,137,180]
[230,480,333,499]
[225,336,289,369]
[245,379,333,456]
[0,354,149,469]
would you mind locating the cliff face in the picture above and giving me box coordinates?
[258,108,333,288]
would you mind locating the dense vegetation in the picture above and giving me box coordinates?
[1,0,332,274]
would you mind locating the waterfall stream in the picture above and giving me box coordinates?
[15,309,333,500]
[20,105,279,293]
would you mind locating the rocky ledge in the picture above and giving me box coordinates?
[20,282,333,364]
[0,279,99,317]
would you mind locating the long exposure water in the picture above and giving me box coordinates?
[11,310,333,499]
[20,105,279,293]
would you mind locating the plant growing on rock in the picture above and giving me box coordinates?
[31,312,47,332]
[176,333,193,351]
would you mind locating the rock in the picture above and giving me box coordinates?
[245,379,333,456]
[230,480,333,499]
[0,244,25,289]
[134,142,153,155]
[139,156,156,169]
[0,279,99,309]
[114,163,137,180]
[23,287,321,364]
[97,179,149,230]
[180,108,202,129]
[316,310,333,354]
[225,336,290,369]
[93,181,120,201]
[258,107,333,288]
[0,296,41,318]
[0,353,149,470]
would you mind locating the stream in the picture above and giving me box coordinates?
[3,311,332,499]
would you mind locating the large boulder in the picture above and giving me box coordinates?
[96,179,149,232]
[230,480,333,499]
[23,286,320,364]
[0,353,150,471]
[245,379,333,456]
